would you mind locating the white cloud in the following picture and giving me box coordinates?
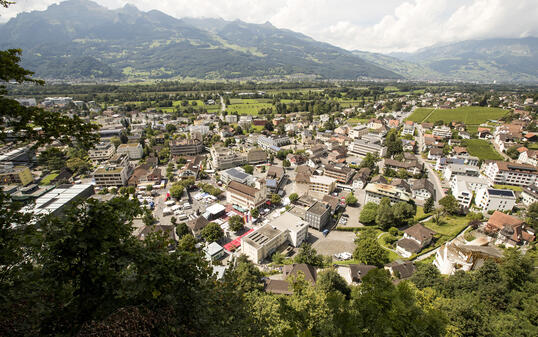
[1,0,537,53]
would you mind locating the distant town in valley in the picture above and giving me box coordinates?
[1,0,537,336]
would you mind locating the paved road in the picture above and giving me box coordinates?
[416,125,445,204]
[219,95,226,112]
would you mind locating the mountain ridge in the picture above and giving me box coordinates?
[0,0,401,81]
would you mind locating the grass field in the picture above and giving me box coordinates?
[347,118,369,125]
[406,106,507,125]
[227,98,273,115]
[462,139,504,160]
[424,216,468,237]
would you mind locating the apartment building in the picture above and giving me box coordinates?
[364,183,411,204]
[435,156,479,171]
[411,178,435,200]
[210,146,247,170]
[0,166,33,186]
[432,125,452,139]
[443,164,479,181]
[305,201,331,230]
[116,143,143,160]
[88,142,116,161]
[349,125,368,139]
[384,158,423,176]
[188,125,210,136]
[450,175,490,208]
[324,164,355,184]
[483,161,537,187]
[348,139,387,157]
[92,154,134,187]
[226,180,267,210]
[402,121,415,136]
[241,212,308,263]
[308,175,336,197]
[521,185,538,206]
[170,139,204,156]
[257,135,290,152]
[475,188,516,212]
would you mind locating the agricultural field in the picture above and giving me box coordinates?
[406,106,507,125]
[227,98,273,115]
[462,139,504,160]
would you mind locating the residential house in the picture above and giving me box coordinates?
[384,260,416,280]
[428,147,444,160]
[265,166,285,196]
[432,125,452,139]
[247,148,268,164]
[411,178,435,200]
[188,216,209,237]
[396,223,435,258]
[517,149,538,167]
[384,158,423,176]
[402,121,415,136]
[478,127,493,139]
[435,156,479,171]
[485,211,535,247]
[337,264,377,284]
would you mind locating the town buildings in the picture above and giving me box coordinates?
[483,161,537,187]
[225,181,267,210]
[364,183,411,204]
[116,143,143,160]
[305,201,331,230]
[88,142,116,161]
[475,188,516,212]
[93,154,134,187]
[170,139,204,156]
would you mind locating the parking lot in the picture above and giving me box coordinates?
[310,229,357,257]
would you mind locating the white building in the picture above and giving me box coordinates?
[432,125,452,138]
[521,186,538,206]
[257,135,290,152]
[443,164,479,181]
[402,121,415,136]
[88,142,116,161]
[349,125,368,139]
[93,154,134,187]
[475,188,516,212]
[210,146,247,170]
[189,125,210,136]
[241,212,308,263]
[449,175,490,208]
[517,149,538,167]
[116,143,143,160]
[348,139,387,157]
[483,161,537,187]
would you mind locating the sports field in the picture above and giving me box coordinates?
[406,106,507,124]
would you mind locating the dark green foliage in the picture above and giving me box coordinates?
[316,269,350,299]
[353,228,388,267]
[201,222,224,243]
[359,202,378,225]
[294,243,325,267]
[439,195,460,215]
[526,202,538,231]
[228,215,244,232]
[424,195,435,214]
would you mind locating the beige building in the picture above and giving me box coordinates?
[210,146,247,170]
[308,175,336,197]
[116,143,143,160]
[241,212,308,263]
[170,139,204,156]
[226,180,267,210]
[364,183,411,204]
[93,154,134,187]
[88,142,116,161]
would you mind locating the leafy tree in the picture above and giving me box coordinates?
[169,182,185,200]
[316,269,350,298]
[359,152,379,170]
[345,192,357,206]
[229,215,244,232]
[359,202,378,224]
[224,255,263,292]
[410,263,442,289]
[289,193,299,203]
[385,129,403,157]
[142,208,155,226]
[294,243,324,267]
[66,157,90,174]
[0,49,98,148]
[175,222,190,238]
[250,208,260,218]
[38,147,66,171]
[242,165,254,174]
[201,222,224,243]
[375,198,395,230]
[392,201,415,226]
[177,233,197,252]
[271,193,282,205]
[353,229,388,267]
[282,159,291,167]
[525,202,538,231]
[439,195,459,215]
[424,195,435,214]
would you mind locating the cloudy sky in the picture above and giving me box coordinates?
[1,0,537,53]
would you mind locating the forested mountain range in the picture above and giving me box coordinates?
[0,0,400,81]
[355,37,538,83]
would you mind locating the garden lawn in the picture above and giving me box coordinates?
[493,184,523,192]
[463,139,504,160]
[41,173,58,185]
[376,233,403,262]
[414,206,431,222]
[424,216,468,237]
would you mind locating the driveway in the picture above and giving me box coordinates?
[311,230,356,256]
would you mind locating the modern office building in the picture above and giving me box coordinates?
[92,154,134,187]
[116,143,144,160]
[0,166,33,186]
[475,188,517,212]
[170,139,204,156]
[88,142,116,161]
[305,201,330,230]
[483,161,537,187]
